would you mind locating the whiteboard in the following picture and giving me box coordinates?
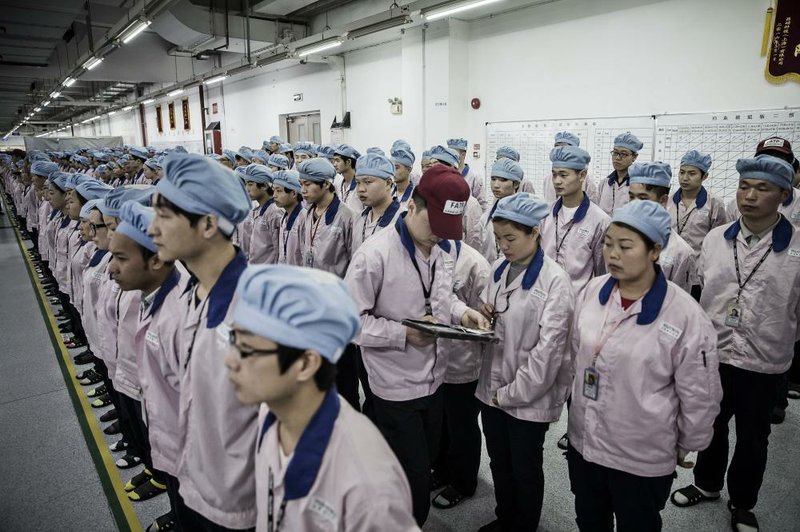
[655,109,799,203]
[485,115,655,197]
[485,108,799,204]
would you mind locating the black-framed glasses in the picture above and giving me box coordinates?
[228,329,281,359]
[610,150,633,159]
[89,222,107,236]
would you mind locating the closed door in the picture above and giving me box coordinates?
[286,112,321,144]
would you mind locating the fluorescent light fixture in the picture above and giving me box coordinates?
[254,51,290,68]
[120,19,151,44]
[123,106,133,111]
[83,56,104,70]
[108,111,117,115]
[348,16,410,39]
[203,75,227,85]
[296,38,342,57]
[51,91,61,98]
[167,88,184,97]
[142,98,155,104]
[81,118,92,124]
[43,100,51,106]
[64,77,76,87]
[423,0,504,21]
[34,107,41,112]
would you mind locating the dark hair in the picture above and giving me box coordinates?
[154,194,204,226]
[609,221,657,251]
[140,247,157,261]
[74,191,88,206]
[339,155,357,169]
[642,184,670,199]
[492,216,535,235]
[411,187,427,210]
[276,345,337,391]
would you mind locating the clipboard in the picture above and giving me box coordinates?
[401,319,497,343]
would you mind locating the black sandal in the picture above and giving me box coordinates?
[146,511,177,532]
[125,469,152,492]
[729,502,759,531]
[432,486,470,509]
[128,478,167,502]
[115,453,142,469]
[670,485,720,507]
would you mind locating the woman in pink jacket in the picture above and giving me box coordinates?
[568,200,722,532]
[476,193,575,532]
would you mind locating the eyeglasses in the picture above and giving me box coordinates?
[228,329,281,359]
[610,150,633,159]
[89,222,107,236]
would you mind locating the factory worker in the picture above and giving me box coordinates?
[76,199,109,370]
[569,200,721,532]
[367,146,386,156]
[221,149,238,169]
[252,149,270,165]
[352,152,402,251]
[53,174,85,349]
[236,146,254,167]
[316,144,337,162]
[475,193,574,532]
[420,149,434,173]
[43,173,68,311]
[541,132,597,203]
[279,143,295,168]
[143,158,161,184]
[272,170,304,266]
[34,169,54,272]
[448,137,487,211]
[429,145,483,250]
[297,157,356,277]
[597,132,643,215]
[393,139,422,186]
[112,201,185,531]
[391,147,416,209]
[430,240,491,511]
[479,158,524,263]
[225,265,418,532]
[71,180,113,317]
[332,144,364,213]
[495,145,535,195]
[672,155,800,532]
[539,146,610,296]
[345,165,489,526]
[29,161,59,258]
[149,153,255,531]
[628,162,694,292]
[293,141,315,165]
[265,135,283,155]
[129,147,149,184]
[241,164,282,265]
[666,150,729,299]
[267,153,290,172]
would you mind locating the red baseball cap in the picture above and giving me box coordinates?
[756,137,794,163]
[416,165,471,240]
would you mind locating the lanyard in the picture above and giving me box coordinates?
[554,212,577,256]
[340,176,356,203]
[182,292,209,369]
[361,202,398,242]
[675,201,697,235]
[281,204,301,256]
[489,284,516,329]
[396,222,437,314]
[308,202,332,248]
[590,287,638,367]
[732,239,772,302]
[267,468,287,532]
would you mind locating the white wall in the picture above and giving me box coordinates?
[88,0,798,161]
[142,89,205,154]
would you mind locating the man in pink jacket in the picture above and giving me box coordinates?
[226,265,419,532]
[150,153,255,532]
[344,165,489,526]
[671,155,800,532]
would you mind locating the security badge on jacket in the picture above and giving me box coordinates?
[725,301,742,328]
[583,367,600,401]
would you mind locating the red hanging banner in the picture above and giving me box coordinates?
[765,0,800,84]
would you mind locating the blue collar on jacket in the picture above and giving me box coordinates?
[87,248,108,268]
[492,247,544,290]
[258,389,340,501]
[552,193,591,223]
[598,269,667,325]
[606,170,629,187]
[723,214,792,253]
[671,186,708,209]
[205,249,248,328]
[146,268,181,319]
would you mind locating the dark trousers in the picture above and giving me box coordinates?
[481,403,548,531]
[777,341,800,410]
[567,446,673,532]
[57,292,87,344]
[336,343,360,412]
[164,473,182,528]
[372,388,444,526]
[690,284,702,302]
[694,363,784,510]
[356,348,375,419]
[432,380,481,495]
[173,496,254,532]
[116,393,146,459]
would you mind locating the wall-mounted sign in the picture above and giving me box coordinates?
[168,101,176,130]
[156,105,163,134]
[182,98,191,130]
[212,102,218,114]
[765,0,800,84]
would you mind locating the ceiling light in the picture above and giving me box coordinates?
[64,77,76,87]
[34,107,41,112]
[296,38,342,58]
[123,106,133,111]
[348,16,410,39]
[120,19,151,44]
[167,88,184,97]
[142,98,155,104]
[203,75,227,85]
[423,0,504,21]
[254,51,290,68]
[81,118,92,124]
[51,91,61,98]
[83,57,104,70]
[43,100,51,106]
[108,111,116,115]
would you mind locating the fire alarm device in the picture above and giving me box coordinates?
[471,98,481,109]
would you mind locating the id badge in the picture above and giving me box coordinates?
[724,302,742,328]
[304,250,314,268]
[583,367,600,401]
